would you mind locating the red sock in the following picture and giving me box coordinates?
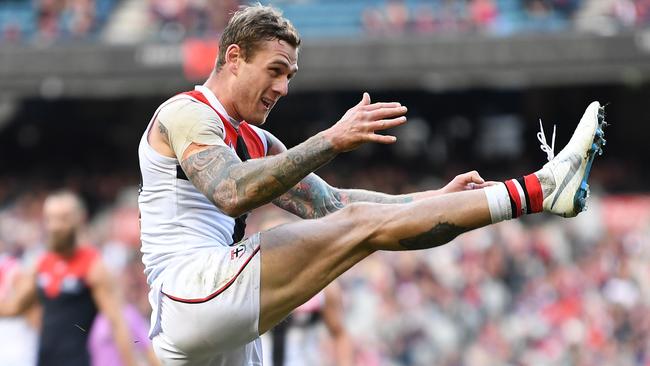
[503,174,544,218]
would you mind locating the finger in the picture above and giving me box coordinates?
[366,106,408,121]
[363,102,402,111]
[471,181,499,189]
[365,134,397,144]
[356,92,371,107]
[366,116,407,131]
[466,170,485,184]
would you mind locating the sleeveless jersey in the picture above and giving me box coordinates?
[36,246,99,366]
[138,86,268,336]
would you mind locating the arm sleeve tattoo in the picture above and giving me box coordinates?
[179,133,337,217]
[272,175,413,219]
[264,129,412,219]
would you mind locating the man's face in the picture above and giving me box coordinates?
[43,196,81,253]
[231,39,298,125]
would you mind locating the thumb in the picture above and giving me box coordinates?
[357,92,371,106]
[469,170,485,184]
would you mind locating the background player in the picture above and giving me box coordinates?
[0,191,146,366]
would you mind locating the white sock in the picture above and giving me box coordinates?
[483,183,512,223]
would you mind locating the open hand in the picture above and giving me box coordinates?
[324,92,408,152]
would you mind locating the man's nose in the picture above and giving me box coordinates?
[272,78,289,97]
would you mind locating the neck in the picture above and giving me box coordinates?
[204,72,242,127]
[54,244,76,258]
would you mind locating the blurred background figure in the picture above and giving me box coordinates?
[0,251,39,366]
[88,257,161,366]
[251,207,354,366]
[0,191,149,366]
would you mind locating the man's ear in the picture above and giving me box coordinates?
[225,44,241,75]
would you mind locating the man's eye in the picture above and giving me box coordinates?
[269,68,281,76]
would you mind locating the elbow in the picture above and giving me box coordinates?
[212,183,264,218]
[214,197,247,218]
[219,204,246,218]
[210,188,244,217]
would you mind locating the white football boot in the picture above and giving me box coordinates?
[535,101,607,217]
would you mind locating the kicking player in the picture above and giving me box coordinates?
[138,4,607,365]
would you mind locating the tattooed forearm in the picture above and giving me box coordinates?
[180,133,336,217]
[339,189,413,205]
[273,176,414,219]
[272,174,345,219]
[398,222,466,250]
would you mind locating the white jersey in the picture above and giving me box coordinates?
[138,85,268,337]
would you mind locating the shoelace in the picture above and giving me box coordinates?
[537,119,556,162]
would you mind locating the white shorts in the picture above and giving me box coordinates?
[152,234,262,365]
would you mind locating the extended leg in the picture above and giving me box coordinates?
[259,189,491,333]
[259,101,608,333]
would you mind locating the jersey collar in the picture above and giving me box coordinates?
[194,85,240,128]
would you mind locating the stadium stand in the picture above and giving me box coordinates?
[2,0,650,42]
[0,0,117,42]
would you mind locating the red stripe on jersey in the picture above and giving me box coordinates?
[505,179,522,218]
[36,246,99,298]
[524,173,544,213]
[181,90,266,158]
[238,124,265,159]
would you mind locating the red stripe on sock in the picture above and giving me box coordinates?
[504,180,523,218]
[524,174,544,213]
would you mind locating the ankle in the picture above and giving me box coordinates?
[485,173,546,224]
[533,168,556,199]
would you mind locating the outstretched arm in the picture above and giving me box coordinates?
[271,172,411,219]
[266,130,491,219]
[177,93,407,217]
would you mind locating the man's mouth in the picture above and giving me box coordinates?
[261,97,274,110]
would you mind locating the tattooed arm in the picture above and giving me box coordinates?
[180,134,336,217]
[265,130,414,219]
[172,93,408,217]
[265,131,494,219]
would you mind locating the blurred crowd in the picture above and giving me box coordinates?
[3,0,650,43]
[1,167,649,365]
[1,0,114,43]
[148,0,239,40]
[362,0,650,36]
